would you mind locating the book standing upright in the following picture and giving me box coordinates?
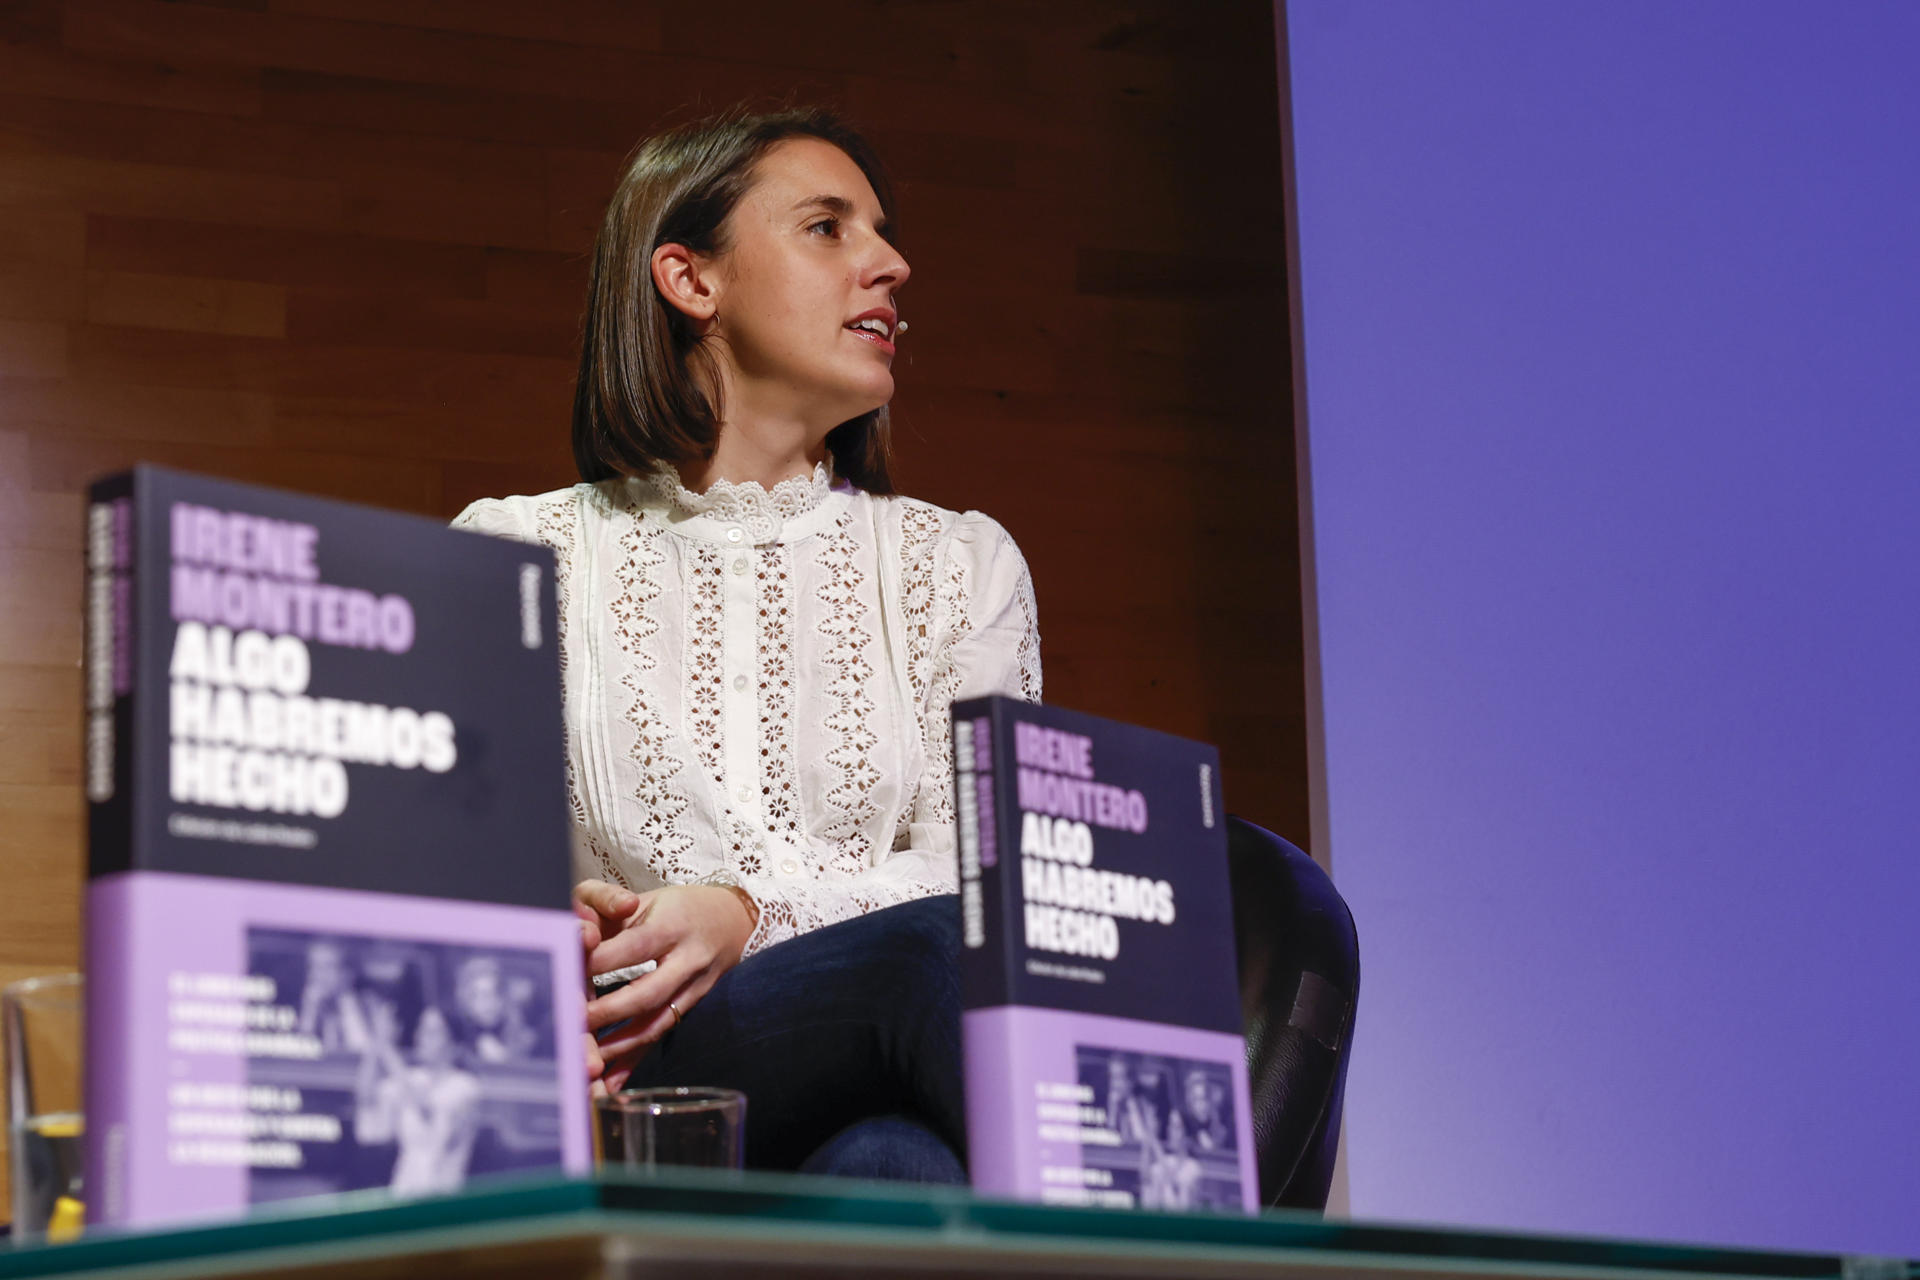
[954,696,1256,1213]
[83,467,589,1228]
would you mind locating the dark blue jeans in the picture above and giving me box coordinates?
[622,894,967,1183]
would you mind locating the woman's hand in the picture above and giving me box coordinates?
[573,878,641,962]
[572,879,755,1092]
[573,878,639,1096]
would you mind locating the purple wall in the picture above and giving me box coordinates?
[1285,0,1920,1256]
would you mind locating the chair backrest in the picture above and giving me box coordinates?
[1226,816,1360,1211]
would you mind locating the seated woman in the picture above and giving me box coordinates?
[453,107,1041,1180]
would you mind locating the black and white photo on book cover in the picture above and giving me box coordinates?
[1075,1044,1243,1212]
[239,927,563,1202]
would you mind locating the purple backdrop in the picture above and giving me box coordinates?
[1284,0,1920,1256]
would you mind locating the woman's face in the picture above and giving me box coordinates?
[1185,1072,1214,1122]
[456,960,505,1029]
[307,942,347,995]
[1166,1108,1189,1154]
[703,137,910,431]
[414,1007,454,1066]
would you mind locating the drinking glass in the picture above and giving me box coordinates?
[4,974,85,1241]
[595,1087,745,1170]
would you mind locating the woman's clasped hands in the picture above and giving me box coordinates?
[573,879,758,1094]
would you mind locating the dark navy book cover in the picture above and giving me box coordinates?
[953,696,1256,1212]
[83,467,590,1229]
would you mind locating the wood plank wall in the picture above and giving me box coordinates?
[0,0,1305,1214]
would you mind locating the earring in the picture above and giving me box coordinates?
[896,321,910,336]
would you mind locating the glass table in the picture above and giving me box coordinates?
[0,1170,1913,1280]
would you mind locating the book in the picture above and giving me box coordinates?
[953,696,1256,1213]
[82,467,590,1229]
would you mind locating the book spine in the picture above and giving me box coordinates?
[953,712,988,955]
[85,474,137,877]
[956,701,1030,1197]
[83,876,137,1226]
[83,474,138,1225]
[953,703,1016,1009]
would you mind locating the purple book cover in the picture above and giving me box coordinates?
[82,467,589,1230]
[953,697,1257,1213]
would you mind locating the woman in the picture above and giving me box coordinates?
[453,108,1041,1179]
[453,954,540,1065]
[1140,1103,1204,1211]
[1181,1064,1234,1154]
[1106,1053,1150,1144]
[354,1002,482,1196]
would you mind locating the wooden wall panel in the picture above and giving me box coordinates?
[0,0,1307,1216]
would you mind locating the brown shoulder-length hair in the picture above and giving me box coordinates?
[571,106,898,492]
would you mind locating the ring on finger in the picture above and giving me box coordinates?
[667,1000,682,1026]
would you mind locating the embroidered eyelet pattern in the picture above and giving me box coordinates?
[608,508,696,875]
[755,544,802,840]
[894,502,954,842]
[897,503,946,706]
[532,492,588,836]
[815,515,880,876]
[919,529,976,831]
[685,545,726,796]
[727,814,767,879]
[1013,561,1043,703]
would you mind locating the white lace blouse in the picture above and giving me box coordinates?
[451,463,1042,955]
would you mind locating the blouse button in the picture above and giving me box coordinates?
[730,557,749,575]
[735,785,753,805]
[732,674,748,692]
[780,858,800,877]
[725,527,744,544]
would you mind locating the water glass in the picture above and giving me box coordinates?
[4,974,85,1241]
[596,1087,745,1170]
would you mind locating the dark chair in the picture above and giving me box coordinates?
[1227,816,1360,1211]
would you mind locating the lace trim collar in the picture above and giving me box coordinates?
[630,460,835,543]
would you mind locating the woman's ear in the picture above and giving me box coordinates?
[650,242,718,324]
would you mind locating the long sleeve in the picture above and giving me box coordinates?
[908,511,1043,849]
[729,511,1043,955]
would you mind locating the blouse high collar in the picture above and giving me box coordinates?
[628,459,843,546]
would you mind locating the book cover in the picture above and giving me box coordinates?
[954,696,1256,1213]
[82,467,590,1229]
